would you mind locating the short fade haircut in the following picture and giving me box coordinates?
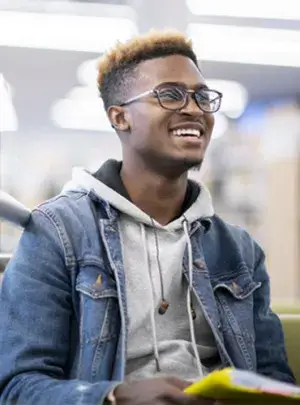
[97,30,199,110]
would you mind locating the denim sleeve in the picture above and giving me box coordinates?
[0,209,120,405]
[253,243,296,384]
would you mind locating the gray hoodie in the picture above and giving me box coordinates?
[64,160,220,382]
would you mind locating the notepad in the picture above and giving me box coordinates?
[184,368,300,402]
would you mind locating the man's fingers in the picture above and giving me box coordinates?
[164,376,192,390]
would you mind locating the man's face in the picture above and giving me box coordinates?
[117,55,215,173]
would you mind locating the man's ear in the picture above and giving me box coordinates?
[107,105,130,132]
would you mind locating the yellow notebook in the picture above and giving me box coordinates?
[184,368,300,402]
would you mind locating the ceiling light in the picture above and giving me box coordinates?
[206,80,248,119]
[0,10,137,53]
[66,86,98,100]
[50,86,112,132]
[188,24,300,67]
[0,74,18,132]
[51,98,112,132]
[212,113,229,140]
[187,0,300,21]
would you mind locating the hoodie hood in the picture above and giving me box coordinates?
[63,160,214,231]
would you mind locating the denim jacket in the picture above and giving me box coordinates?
[0,188,295,405]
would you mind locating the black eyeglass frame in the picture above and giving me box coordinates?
[118,83,223,113]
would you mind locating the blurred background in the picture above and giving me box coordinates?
[0,0,300,304]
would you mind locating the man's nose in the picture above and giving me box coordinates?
[180,93,204,116]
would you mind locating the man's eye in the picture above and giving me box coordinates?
[159,88,184,101]
[196,91,210,102]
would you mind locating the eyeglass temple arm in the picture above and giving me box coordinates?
[120,90,154,106]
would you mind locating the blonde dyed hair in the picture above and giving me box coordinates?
[97,30,198,110]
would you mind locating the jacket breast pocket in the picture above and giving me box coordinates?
[212,271,261,341]
[76,265,119,345]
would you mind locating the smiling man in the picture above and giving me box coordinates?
[0,30,295,405]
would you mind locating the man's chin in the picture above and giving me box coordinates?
[163,155,203,173]
[143,152,203,177]
[181,156,203,171]
[163,158,203,177]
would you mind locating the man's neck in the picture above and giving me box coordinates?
[120,162,188,225]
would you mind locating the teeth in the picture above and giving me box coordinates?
[172,128,201,138]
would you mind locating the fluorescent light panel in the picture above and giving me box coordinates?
[188,24,300,67]
[212,113,229,139]
[50,97,113,132]
[187,0,300,21]
[206,80,248,118]
[0,10,137,52]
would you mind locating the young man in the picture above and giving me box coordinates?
[0,30,294,405]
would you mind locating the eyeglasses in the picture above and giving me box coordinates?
[119,83,223,113]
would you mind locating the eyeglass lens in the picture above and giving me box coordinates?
[156,85,221,113]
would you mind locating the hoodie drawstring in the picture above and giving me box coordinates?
[150,218,170,315]
[140,223,162,372]
[183,217,204,379]
[140,218,204,379]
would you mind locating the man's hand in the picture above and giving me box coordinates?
[113,376,216,404]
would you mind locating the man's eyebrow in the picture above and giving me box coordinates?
[194,83,209,91]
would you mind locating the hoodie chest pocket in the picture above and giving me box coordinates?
[76,265,119,344]
[212,271,261,340]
